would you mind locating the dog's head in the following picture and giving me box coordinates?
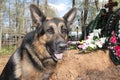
[30,4,77,61]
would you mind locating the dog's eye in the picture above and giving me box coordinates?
[47,27,54,34]
[61,28,67,34]
[61,25,67,34]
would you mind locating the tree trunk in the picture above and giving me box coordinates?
[81,0,89,26]
[0,7,3,50]
[95,0,99,11]
[83,0,88,25]
[72,0,75,7]
[81,0,89,40]
[32,0,35,3]
[44,0,48,16]
[0,22,2,50]
[0,0,5,50]
[37,0,39,6]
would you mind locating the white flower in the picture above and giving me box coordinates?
[77,28,106,51]
[95,41,103,48]
[100,37,106,43]
[70,41,79,44]
[85,39,93,44]
[89,33,94,36]
[93,29,101,34]
[82,44,88,50]
[93,29,101,37]
[98,44,103,48]
[95,37,106,48]
[89,44,97,48]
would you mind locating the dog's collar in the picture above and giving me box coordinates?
[109,49,120,65]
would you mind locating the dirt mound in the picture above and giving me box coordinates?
[50,50,120,80]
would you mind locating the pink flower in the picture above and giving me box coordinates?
[114,45,120,57]
[67,41,71,44]
[114,45,120,51]
[116,51,120,57]
[78,45,84,49]
[86,36,88,39]
[111,31,115,35]
[110,35,117,44]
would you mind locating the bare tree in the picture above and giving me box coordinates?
[83,0,89,25]
[39,0,57,17]
[0,0,5,50]
[44,0,48,16]
[37,0,39,6]
[80,0,89,40]
[72,0,75,7]
[32,0,35,3]
[95,0,99,11]
[14,0,27,46]
[0,11,2,50]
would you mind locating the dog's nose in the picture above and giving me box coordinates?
[58,42,67,51]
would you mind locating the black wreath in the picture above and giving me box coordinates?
[108,21,120,65]
[109,48,120,65]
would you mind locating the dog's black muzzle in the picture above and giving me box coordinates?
[56,41,67,53]
[46,40,67,61]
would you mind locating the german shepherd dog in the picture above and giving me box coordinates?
[0,4,77,80]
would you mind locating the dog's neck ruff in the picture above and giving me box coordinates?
[42,57,57,63]
[25,43,57,62]
[109,49,120,65]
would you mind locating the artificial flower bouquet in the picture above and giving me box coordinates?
[67,29,106,52]
[78,29,106,52]
[67,41,80,49]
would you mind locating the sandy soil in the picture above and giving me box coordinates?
[0,55,11,74]
[50,50,120,80]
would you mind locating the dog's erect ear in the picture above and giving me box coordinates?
[63,7,77,26]
[30,4,46,27]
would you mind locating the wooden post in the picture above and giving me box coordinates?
[104,0,118,14]
[76,27,79,41]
